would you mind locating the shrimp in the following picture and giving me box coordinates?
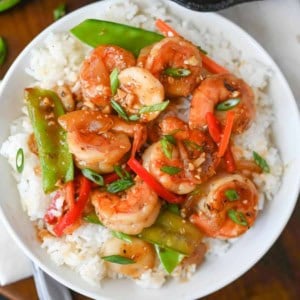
[190,173,259,238]
[113,67,165,122]
[189,73,255,134]
[138,37,202,98]
[142,117,219,194]
[102,237,155,278]
[80,45,136,111]
[91,177,161,235]
[58,110,146,173]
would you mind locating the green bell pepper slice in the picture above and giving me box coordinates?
[139,210,203,255]
[0,0,20,12]
[25,88,74,193]
[70,19,164,57]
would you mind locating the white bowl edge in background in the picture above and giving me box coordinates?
[0,1,299,299]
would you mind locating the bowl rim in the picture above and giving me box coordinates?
[0,0,300,299]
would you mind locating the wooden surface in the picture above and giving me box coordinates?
[0,1,299,299]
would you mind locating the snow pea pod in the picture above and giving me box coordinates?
[25,88,74,193]
[0,0,20,12]
[138,210,203,255]
[70,19,163,57]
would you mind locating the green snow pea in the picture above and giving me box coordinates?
[0,0,20,12]
[70,19,163,56]
[25,88,74,193]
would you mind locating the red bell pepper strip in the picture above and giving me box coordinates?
[224,145,236,173]
[218,111,235,157]
[54,176,92,237]
[65,181,75,210]
[206,112,221,143]
[127,157,183,204]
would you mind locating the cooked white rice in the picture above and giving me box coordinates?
[0,0,282,288]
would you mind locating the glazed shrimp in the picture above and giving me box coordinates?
[142,117,219,194]
[190,173,259,238]
[80,45,136,111]
[102,237,155,278]
[189,73,255,134]
[91,177,161,234]
[113,67,165,122]
[138,37,202,98]
[58,110,146,173]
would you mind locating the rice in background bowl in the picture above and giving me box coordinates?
[0,0,299,299]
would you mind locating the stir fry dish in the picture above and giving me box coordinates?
[17,19,272,280]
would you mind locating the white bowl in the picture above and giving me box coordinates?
[0,0,299,299]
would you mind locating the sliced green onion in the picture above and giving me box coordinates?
[53,3,66,21]
[139,100,169,114]
[160,165,182,175]
[128,114,140,121]
[0,37,7,66]
[111,99,129,121]
[113,165,124,179]
[155,245,185,274]
[215,98,240,111]
[107,178,134,193]
[253,151,270,173]
[162,134,176,145]
[224,189,239,201]
[183,140,203,151]
[83,213,103,225]
[160,137,173,159]
[101,255,135,265]
[164,68,191,78]
[82,168,104,186]
[228,209,248,226]
[110,68,119,95]
[166,203,180,215]
[112,231,132,243]
[16,148,24,173]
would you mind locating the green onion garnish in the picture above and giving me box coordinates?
[160,135,175,159]
[164,68,191,78]
[83,213,103,225]
[163,134,176,145]
[228,209,248,226]
[82,168,104,186]
[253,151,270,173]
[111,100,129,121]
[16,148,24,173]
[183,140,203,151]
[101,255,135,265]
[110,68,119,95]
[139,100,169,114]
[107,178,134,193]
[128,114,140,121]
[53,3,66,21]
[166,203,180,215]
[215,98,240,111]
[160,165,182,175]
[0,37,7,66]
[112,231,132,243]
[224,189,239,201]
